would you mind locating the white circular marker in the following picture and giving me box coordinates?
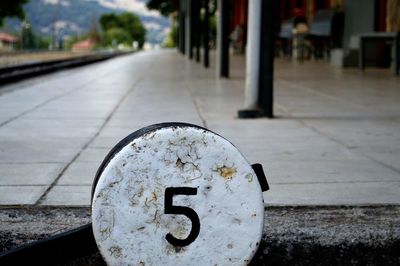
[92,123,265,265]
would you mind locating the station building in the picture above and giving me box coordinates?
[176,0,399,117]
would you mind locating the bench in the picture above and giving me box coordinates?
[358,32,399,75]
[278,16,308,57]
[308,9,344,59]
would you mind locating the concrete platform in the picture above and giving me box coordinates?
[0,49,399,206]
[1,206,399,265]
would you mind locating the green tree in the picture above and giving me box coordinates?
[99,14,119,31]
[147,0,218,47]
[100,12,146,49]
[146,1,178,47]
[0,0,29,26]
[162,20,177,48]
[104,28,132,47]
[146,0,177,17]
[18,21,50,50]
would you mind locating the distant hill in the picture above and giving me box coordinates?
[3,0,170,44]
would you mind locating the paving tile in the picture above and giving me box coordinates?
[76,148,111,163]
[263,182,400,205]
[3,117,104,129]
[88,136,121,149]
[302,119,400,171]
[0,126,98,139]
[0,186,47,205]
[262,160,400,184]
[40,185,91,206]
[0,141,78,163]
[0,163,63,185]
[57,162,100,185]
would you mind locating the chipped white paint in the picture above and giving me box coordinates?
[92,125,264,265]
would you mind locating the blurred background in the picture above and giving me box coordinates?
[0,0,171,67]
[0,0,399,71]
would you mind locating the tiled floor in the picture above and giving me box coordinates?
[0,50,399,206]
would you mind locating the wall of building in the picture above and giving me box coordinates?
[342,0,375,51]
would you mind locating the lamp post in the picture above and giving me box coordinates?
[21,21,31,50]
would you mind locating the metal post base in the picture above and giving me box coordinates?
[237,109,263,119]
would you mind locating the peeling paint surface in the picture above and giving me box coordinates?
[92,126,264,265]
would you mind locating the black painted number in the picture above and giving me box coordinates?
[164,187,200,247]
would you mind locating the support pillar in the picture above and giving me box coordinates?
[396,32,400,76]
[185,0,193,58]
[217,0,230,77]
[179,0,186,54]
[194,0,201,62]
[238,0,276,118]
[203,0,210,68]
[258,0,276,118]
[242,0,261,114]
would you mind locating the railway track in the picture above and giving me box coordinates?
[0,51,131,85]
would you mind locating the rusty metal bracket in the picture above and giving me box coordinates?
[252,163,270,192]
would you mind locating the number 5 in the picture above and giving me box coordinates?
[164,187,200,247]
